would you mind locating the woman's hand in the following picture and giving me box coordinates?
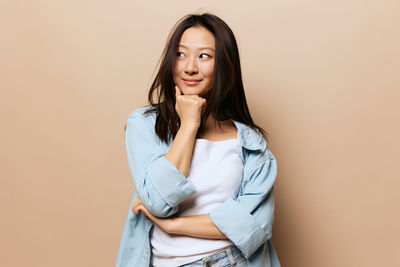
[175,85,206,127]
[132,196,177,234]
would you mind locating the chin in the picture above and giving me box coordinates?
[181,87,207,96]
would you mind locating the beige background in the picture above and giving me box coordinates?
[1,1,399,266]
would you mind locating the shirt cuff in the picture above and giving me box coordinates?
[209,198,267,259]
[147,155,197,207]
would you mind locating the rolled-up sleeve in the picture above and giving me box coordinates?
[208,151,277,259]
[125,115,197,217]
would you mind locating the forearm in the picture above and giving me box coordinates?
[134,197,226,239]
[170,214,228,239]
[165,122,198,177]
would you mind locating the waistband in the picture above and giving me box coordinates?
[201,245,244,266]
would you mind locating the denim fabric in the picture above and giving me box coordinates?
[115,105,281,267]
[150,245,247,267]
[179,245,247,267]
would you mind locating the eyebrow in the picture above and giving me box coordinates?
[178,44,215,52]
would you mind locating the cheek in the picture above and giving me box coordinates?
[173,62,185,79]
[202,64,214,78]
[174,61,184,73]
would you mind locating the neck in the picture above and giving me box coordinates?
[198,113,232,134]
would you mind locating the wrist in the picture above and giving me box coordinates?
[180,120,200,131]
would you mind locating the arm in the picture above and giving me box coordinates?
[132,197,226,239]
[208,149,278,259]
[125,113,198,217]
[170,214,228,239]
[164,121,199,177]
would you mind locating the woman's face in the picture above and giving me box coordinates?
[173,26,215,98]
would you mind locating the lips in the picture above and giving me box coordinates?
[182,78,202,86]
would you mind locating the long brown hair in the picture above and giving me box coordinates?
[125,12,269,145]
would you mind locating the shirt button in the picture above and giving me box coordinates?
[145,249,149,254]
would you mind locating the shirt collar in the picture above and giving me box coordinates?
[142,105,266,151]
[232,120,266,151]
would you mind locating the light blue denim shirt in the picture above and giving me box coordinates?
[115,105,280,267]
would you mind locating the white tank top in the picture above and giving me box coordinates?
[150,138,244,267]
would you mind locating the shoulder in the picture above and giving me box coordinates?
[125,105,162,145]
[126,105,158,127]
[239,123,275,168]
[125,105,159,135]
[127,105,156,119]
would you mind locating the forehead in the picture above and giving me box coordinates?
[179,26,215,49]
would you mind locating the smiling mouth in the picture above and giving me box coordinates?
[182,78,202,85]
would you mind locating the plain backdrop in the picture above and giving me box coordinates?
[1,1,399,266]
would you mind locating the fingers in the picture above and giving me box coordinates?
[132,196,143,214]
[133,203,150,218]
[132,197,149,217]
[133,203,144,215]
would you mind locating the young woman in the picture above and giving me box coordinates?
[116,13,280,267]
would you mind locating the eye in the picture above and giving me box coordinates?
[176,52,184,57]
[200,53,212,59]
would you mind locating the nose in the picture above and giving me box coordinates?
[184,56,198,74]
